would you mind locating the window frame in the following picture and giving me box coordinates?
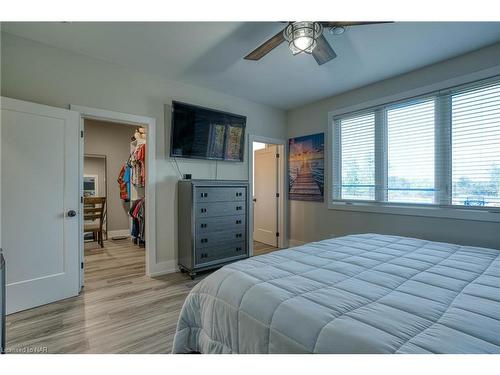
[328,74,500,223]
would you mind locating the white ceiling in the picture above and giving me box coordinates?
[2,22,500,109]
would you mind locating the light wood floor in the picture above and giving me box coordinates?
[253,241,279,256]
[5,239,281,354]
[6,240,197,354]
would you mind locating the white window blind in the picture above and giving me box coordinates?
[332,76,500,215]
[451,82,500,207]
[387,99,436,204]
[340,113,375,200]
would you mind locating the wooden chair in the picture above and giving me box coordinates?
[84,197,106,248]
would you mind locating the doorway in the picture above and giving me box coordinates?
[82,119,148,285]
[72,105,157,288]
[1,99,157,314]
[249,136,287,257]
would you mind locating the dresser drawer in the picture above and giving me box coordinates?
[195,242,246,265]
[196,215,245,234]
[195,201,246,218]
[195,186,246,203]
[195,229,246,249]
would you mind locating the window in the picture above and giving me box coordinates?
[340,113,375,200]
[332,77,500,214]
[451,83,500,207]
[387,99,435,204]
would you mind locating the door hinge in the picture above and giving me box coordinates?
[81,262,84,269]
[276,153,280,158]
[276,232,280,237]
[275,192,279,198]
[80,130,84,138]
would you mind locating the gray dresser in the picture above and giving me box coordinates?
[177,179,249,278]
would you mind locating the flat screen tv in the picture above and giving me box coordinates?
[170,101,246,162]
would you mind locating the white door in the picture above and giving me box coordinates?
[1,97,80,314]
[253,146,278,246]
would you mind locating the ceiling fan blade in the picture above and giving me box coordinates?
[312,34,337,65]
[244,29,286,61]
[320,21,393,28]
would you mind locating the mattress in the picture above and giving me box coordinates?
[172,234,500,353]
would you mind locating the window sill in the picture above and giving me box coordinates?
[328,200,500,223]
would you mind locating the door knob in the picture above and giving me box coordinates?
[67,210,77,217]
[252,198,257,202]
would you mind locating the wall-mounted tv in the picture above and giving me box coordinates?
[170,101,246,162]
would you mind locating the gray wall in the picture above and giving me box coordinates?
[1,32,287,270]
[84,120,136,232]
[286,42,500,250]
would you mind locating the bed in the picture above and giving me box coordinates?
[172,234,500,353]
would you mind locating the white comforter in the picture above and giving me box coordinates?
[172,234,500,353]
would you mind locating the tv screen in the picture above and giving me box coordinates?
[170,101,246,162]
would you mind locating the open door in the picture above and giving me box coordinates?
[253,146,278,247]
[1,97,80,314]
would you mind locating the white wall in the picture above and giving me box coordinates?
[0,32,287,272]
[286,42,500,250]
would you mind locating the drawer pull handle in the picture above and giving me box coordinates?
[200,192,208,198]
[236,247,242,251]
[201,238,208,243]
[201,223,207,228]
[200,208,207,213]
[235,233,242,238]
[236,220,241,224]
[236,206,242,211]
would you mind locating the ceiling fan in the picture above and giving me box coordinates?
[244,21,392,65]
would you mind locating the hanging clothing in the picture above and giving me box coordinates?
[136,143,146,187]
[130,142,146,187]
[129,198,145,245]
[117,165,131,202]
[123,135,147,246]
[125,165,131,200]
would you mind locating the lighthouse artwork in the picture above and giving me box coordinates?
[288,133,325,202]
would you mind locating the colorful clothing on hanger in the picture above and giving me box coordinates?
[130,142,146,187]
[129,198,145,245]
[117,164,131,201]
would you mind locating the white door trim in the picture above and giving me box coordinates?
[70,105,157,278]
[248,134,288,256]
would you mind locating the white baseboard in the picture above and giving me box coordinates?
[288,239,306,247]
[148,259,178,277]
[108,229,130,238]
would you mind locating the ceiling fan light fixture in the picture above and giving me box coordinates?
[283,21,323,55]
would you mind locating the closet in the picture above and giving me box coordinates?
[118,126,147,247]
